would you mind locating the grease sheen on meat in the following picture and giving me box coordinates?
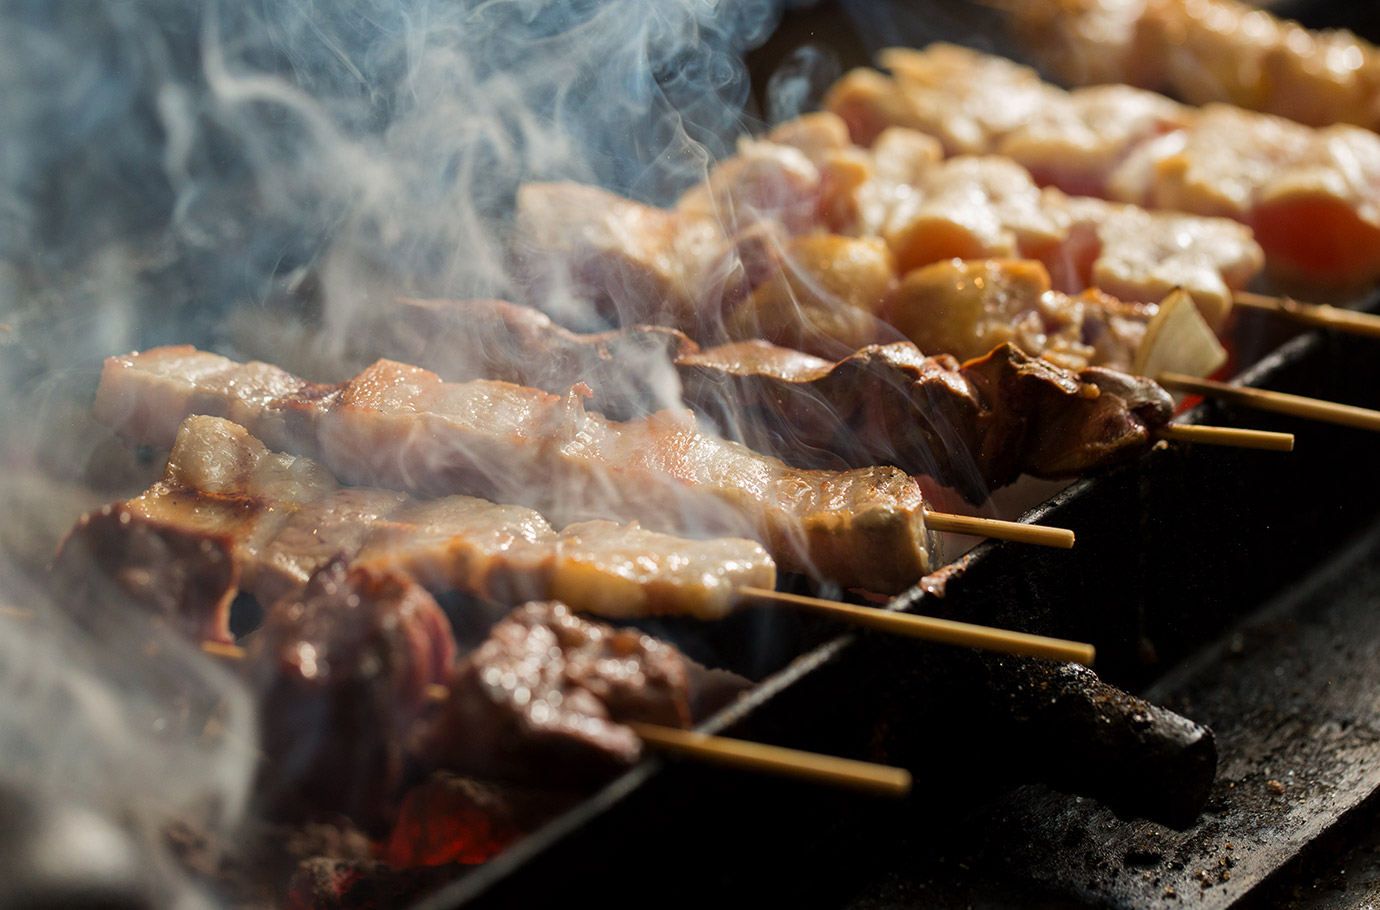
[360,296,1173,501]
[247,558,456,830]
[95,352,934,592]
[90,415,776,620]
[415,601,692,785]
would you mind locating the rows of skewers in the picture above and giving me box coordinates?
[40,0,1380,901]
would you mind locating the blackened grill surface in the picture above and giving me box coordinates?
[417,311,1380,908]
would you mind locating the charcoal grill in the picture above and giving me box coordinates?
[8,2,1380,908]
[402,301,1380,910]
[400,2,1380,906]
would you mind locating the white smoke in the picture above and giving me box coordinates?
[0,0,792,903]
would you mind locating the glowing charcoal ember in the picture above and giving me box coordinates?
[379,774,575,868]
[246,559,456,830]
[95,350,938,592]
[413,601,691,786]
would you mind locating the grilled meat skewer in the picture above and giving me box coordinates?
[414,599,694,787]
[243,560,696,826]
[1004,0,1380,133]
[247,558,457,829]
[516,116,1263,335]
[93,349,939,592]
[364,297,1174,502]
[55,416,777,626]
[825,43,1380,289]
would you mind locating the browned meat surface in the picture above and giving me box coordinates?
[247,559,456,830]
[825,43,1379,291]
[414,601,690,786]
[48,503,239,645]
[680,340,1172,502]
[721,234,898,358]
[513,181,743,335]
[83,415,776,620]
[883,258,1154,372]
[962,347,1172,481]
[1006,0,1380,132]
[366,296,1171,500]
[360,297,697,419]
[95,348,937,592]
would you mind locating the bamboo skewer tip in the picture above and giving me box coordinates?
[626,722,913,799]
[924,510,1075,549]
[736,586,1096,667]
[1159,372,1380,433]
[1234,291,1380,340]
[1159,423,1295,452]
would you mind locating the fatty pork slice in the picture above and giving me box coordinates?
[415,601,691,786]
[248,558,456,830]
[367,297,696,420]
[98,415,776,620]
[513,181,735,336]
[95,349,937,592]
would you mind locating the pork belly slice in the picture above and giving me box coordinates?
[367,296,1172,500]
[363,297,695,419]
[513,181,747,336]
[414,601,692,786]
[247,558,457,830]
[95,350,934,592]
[85,415,776,620]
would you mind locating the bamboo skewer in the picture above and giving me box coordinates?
[1157,424,1295,452]
[737,586,1096,666]
[199,585,1097,668]
[924,511,1075,548]
[1158,372,1380,432]
[1235,291,1380,340]
[200,642,912,797]
[626,722,912,798]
